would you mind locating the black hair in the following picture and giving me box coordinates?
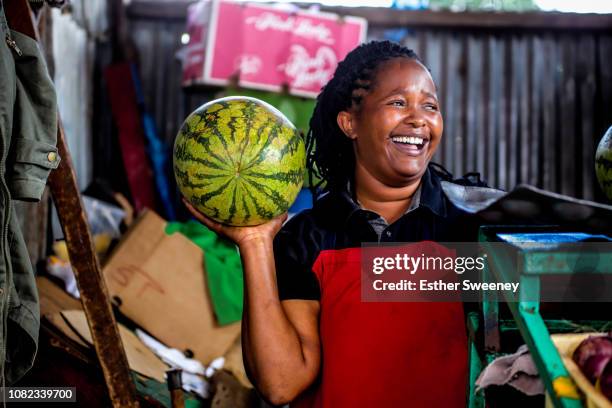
[306,40,423,198]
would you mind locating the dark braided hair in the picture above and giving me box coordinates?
[306,40,423,198]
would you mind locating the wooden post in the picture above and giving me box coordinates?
[48,122,140,407]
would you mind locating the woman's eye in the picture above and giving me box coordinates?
[389,100,405,107]
[424,103,438,111]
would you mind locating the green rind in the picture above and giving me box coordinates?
[174,97,306,226]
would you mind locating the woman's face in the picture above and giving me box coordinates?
[338,58,443,187]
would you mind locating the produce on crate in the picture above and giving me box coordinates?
[572,333,612,401]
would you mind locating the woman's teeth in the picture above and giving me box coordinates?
[391,136,424,145]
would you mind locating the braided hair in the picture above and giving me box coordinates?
[306,40,423,198]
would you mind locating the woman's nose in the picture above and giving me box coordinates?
[404,112,426,128]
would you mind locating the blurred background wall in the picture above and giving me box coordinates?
[124,0,612,202]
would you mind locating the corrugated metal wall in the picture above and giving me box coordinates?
[127,3,612,201]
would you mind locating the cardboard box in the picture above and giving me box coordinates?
[102,210,241,364]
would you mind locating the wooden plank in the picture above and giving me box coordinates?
[448,34,464,176]
[461,33,482,174]
[516,35,529,186]
[424,32,443,97]
[465,35,480,175]
[529,36,544,187]
[482,35,491,185]
[576,35,596,200]
[426,32,444,164]
[473,35,486,177]
[48,124,140,407]
[498,37,510,190]
[458,34,469,176]
[598,35,612,147]
[417,29,428,64]
[402,30,420,57]
[541,34,557,192]
[487,36,501,188]
[440,33,452,167]
[559,35,576,196]
[164,23,185,143]
[595,34,612,201]
[126,1,612,31]
[507,35,520,189]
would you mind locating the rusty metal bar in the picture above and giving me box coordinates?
[4,1,140,406]
[166,369,185,408]
[48,122,140,407]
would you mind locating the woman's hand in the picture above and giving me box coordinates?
[184,198,319,405]
[182,199,287,247]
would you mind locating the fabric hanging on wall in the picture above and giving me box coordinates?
[69,0,108,39]
[50,1,108,240]
[51,8,92,192]
[50,0,108,192]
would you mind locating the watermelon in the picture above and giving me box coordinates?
[173,96,306,226]
[595,125,612,202]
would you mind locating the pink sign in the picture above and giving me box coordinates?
[200,0,367,98]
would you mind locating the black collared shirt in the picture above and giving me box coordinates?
[274,166,479,300]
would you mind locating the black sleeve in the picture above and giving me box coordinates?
[273,212,321,301]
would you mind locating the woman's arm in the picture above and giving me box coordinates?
[183,202,321,405]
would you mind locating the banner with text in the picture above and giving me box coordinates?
[197,0,367,98]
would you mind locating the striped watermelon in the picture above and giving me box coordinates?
[596,125,612,201]
[174,96,306,226]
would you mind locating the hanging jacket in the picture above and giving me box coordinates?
[0,1,59,384]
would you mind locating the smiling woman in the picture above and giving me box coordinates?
[337,58,443,219]
[184,40,503,407]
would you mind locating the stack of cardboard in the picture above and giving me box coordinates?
[101,210,241,364]
[39,209,253,406]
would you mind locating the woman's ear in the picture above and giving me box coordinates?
[337,111,358,140]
